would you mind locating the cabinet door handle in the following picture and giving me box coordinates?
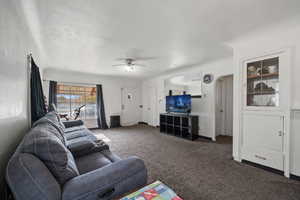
[278,131,283,136]
[255,155,267,160]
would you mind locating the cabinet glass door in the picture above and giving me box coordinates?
[246,57,279,107]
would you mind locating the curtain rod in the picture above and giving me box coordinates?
[43,79,99,86]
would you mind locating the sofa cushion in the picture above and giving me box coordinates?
[67,137,96,157]
[63,120,84,128]
[67,137,110,157]
[75,152,113,174]
[64,129,88,140]
[33,112,67,145]
[64,128,97,141]
[64,125,86,134]
[21,123,79,185]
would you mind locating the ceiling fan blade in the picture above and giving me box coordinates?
[115,58,133,61]
[115,57,157,62]
[134,63,147,67]
[112,64,125,67]
[134,56,158,61]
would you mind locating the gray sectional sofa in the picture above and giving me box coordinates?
[6,112,147,200]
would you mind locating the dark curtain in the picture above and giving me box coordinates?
[96,85,108,129]
[30,57,47,123]
[48,81,57,111]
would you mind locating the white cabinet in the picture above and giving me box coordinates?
[241,113,284,170]
[240,49,291,175]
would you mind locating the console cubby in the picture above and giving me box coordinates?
[166,116,173,124]
[167,125,174,134]
[160,115,166,124]
[174,127,181,136]
[160,124,166,132]
[182,117,189,127]
[159,113,199,141]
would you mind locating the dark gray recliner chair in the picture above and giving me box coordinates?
[6,112,147,200]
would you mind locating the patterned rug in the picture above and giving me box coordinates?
[121,181,182,200]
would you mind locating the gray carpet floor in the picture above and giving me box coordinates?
[93,125,300,200]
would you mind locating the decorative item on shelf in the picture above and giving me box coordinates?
[261,66,270,74]
[255,68,262,76]
[268,65,278,74]
[255,67,268,76]
[255,82,268,91]
[248,66,257,75]
[267,97,276,106]
[254,82,275,92]
[203,74,213,84]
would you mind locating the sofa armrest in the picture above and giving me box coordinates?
[62,157,147,200]
[63,120,84,128]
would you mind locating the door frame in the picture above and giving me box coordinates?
[215,75,234,138]
[143,85,157,126]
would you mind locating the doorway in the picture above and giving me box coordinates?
[143,86,157,126]
[215,75,233,143]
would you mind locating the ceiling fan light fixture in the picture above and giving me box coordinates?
[125,65,134,72]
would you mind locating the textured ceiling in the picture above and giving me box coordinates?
[20,0,300,78]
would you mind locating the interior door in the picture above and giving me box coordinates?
[121,87,140,126]
[223,76,233,136]
[144,86,157,126]
[216,76,233,136]
[216,80,224,136]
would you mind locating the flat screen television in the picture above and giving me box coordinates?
[166,95,191,113]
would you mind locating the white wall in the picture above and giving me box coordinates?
[230,17,300,176]
[142,58,234,139]
[43,69,143,126]
[0,0,42,189]
[164,82,187,96]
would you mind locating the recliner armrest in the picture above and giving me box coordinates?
[63,120,84,128]
[62,157,147,200]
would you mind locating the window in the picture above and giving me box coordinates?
[56,84,97,128]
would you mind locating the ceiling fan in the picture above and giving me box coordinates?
[112,58,147,72]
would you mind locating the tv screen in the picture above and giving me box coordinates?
[166,95,191,113]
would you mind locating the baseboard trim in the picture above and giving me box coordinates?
[242,160,284,176]
[138,122,148,125]
[198,135,212,140]
[290,174,300,181]
[89,127,101,130]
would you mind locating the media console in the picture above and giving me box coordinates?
[159,113,199,141]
